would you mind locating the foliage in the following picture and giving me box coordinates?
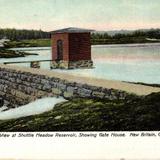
[0,28,50,40]
[1,28,160,46]
[0,92,160,131]
[91,29,160,44]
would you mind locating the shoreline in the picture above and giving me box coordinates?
[4,39,160,48]
[124,81,160,88]
[91,40,160,45]
[0,48,38,58]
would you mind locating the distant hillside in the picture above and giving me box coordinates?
[95,30,134,36]
[95,28,160,36]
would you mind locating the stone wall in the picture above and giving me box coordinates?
[0,65,130,108]
[50,60,93,69]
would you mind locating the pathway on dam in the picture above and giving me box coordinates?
[1,64,160,96]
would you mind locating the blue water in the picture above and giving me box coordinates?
[0,47,52,69]
[1,43,160,84]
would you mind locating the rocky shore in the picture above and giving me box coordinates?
[0,48,38,58]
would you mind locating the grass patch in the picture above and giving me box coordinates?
[0,92,160,131]
[4,39,51,48]
[91,36,159,45]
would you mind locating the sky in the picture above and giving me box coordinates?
[0,0,160,31]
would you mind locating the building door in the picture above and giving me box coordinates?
[57,40,63,60]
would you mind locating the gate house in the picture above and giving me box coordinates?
[50,27,94,69]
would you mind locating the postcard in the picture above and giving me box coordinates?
[0,0,160,159]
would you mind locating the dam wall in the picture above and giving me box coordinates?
[0,64,130,108]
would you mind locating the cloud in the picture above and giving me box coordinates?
[0,0,160,31]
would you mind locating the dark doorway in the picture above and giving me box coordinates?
[57,40,63,60]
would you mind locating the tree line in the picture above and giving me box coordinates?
[91,29,160,39]
[0,28,51,40]
[0,28,160,44]
[91,29,160,44]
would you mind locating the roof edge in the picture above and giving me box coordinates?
[51,27,95,34]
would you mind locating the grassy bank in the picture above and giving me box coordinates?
[0,92,160,131]
[91,37,160,45]
[4,39,51,48]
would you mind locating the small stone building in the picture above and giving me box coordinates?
[50,27,94,69]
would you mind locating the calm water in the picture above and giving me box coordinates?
[1,43,160,84]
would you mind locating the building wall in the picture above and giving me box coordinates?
[69,33,91,61]
[51,32,91,63]
[51,33,69,61]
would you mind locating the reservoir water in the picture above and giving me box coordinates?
[1,43,160,84]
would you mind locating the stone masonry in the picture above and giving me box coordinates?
[0,65,131,108]
[50,60,93,69]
